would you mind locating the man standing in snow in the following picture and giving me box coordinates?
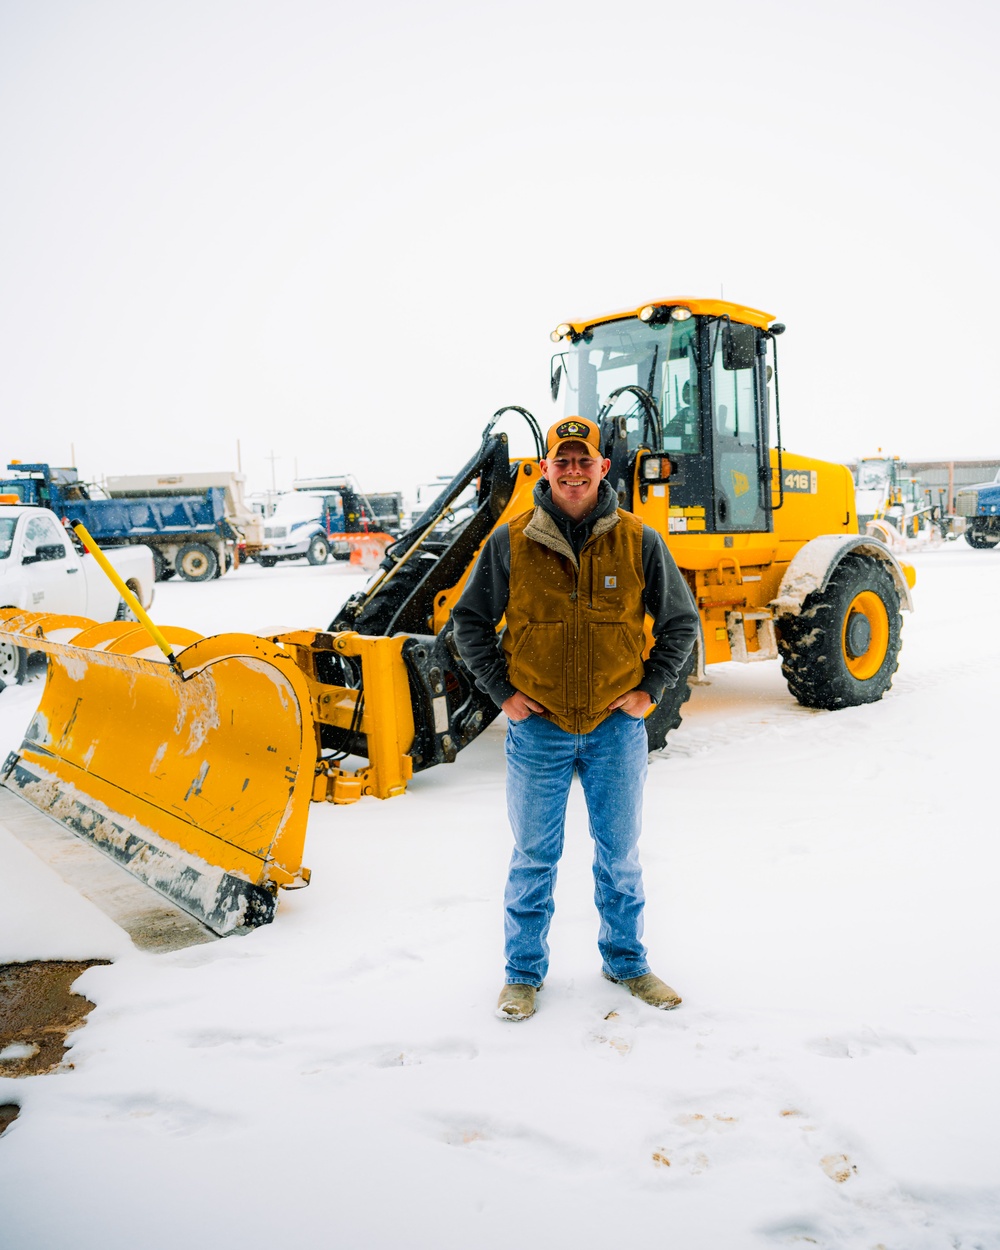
[452,416,700,1021]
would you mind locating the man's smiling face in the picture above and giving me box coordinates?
[540,440,611,520]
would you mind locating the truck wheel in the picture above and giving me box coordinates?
[151,549,169,581]
[964,527,1000,549]
[777,554,902,710]
[0,640,27,686]
[176,542,219,582]
[259,556,277,568]
[644,652,695,751]
[307,536,329,566]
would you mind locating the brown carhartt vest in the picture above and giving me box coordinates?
[503,505,648,735]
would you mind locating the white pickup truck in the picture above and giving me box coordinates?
[0,504,155,686]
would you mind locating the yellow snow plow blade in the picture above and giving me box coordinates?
[0,609,316,936]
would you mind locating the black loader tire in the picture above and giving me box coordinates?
[0,639,28,686]
[176,542,219,582]
[777,554,902,710]
[644,652,696,750]
[307,535,330,566]
[259,556,277,568]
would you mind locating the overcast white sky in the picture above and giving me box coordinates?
[1,0,997,498]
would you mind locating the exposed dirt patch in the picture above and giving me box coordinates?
[0,1103,20,1136]
[0,960,111,1077]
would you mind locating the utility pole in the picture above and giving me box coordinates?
[266,450,280,494]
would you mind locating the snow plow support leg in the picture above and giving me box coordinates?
[286,630,416,805]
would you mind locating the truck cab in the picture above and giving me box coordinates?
[259,491,348,566]
[258,478,404,567]
[956,469,1000,549]
[0,502,155,686]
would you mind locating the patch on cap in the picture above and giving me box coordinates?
[556,419,592,440]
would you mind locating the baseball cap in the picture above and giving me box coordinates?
[544,416,603,461]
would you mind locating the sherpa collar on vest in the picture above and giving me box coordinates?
[523,502,620,569]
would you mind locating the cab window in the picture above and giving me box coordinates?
[23,514,67,559]
[553,316,701,456]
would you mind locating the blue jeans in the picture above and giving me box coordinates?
[503,710,650,987]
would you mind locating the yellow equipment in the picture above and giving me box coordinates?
[0,299,916,936]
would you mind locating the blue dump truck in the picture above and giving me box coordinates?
[956,470,1000,549]
[0,463,262,580]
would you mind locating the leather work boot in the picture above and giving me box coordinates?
[603,971,682,1010]
[496,982,539,1021]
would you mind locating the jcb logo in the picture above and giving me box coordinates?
[731,470,750,497]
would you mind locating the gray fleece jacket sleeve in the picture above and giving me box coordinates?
[450,524,517,708]
[635,527,701,705]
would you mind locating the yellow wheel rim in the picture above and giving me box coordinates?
[842,590,889,680]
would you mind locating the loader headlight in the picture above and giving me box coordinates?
[641,455,671,481]
[550,323,574,343]
[669,306,692,321]
[639,305,657,322]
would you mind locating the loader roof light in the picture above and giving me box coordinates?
[550,323,574,342]
[638,304,692,325]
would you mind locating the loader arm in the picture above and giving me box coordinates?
[331,429,519,637]
[323,424,540,773]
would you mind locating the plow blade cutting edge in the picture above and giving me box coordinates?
[0,609,316,936]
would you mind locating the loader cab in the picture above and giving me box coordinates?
[550,303,775,534]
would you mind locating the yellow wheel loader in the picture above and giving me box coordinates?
[0,298,915,940]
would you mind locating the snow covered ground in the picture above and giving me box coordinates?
[1,547,998,1249]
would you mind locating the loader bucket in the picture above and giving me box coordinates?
[0,609,315,936]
